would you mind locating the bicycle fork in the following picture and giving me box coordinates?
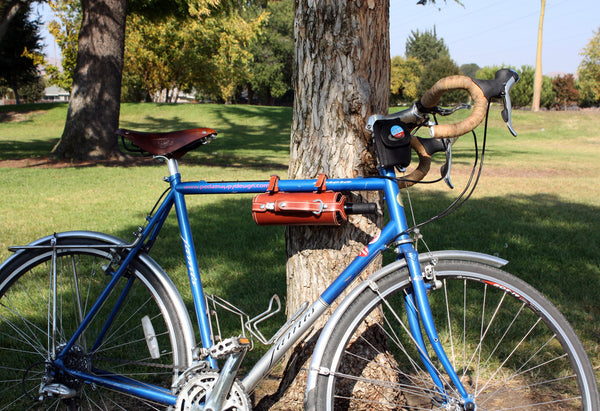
[401,245,476,410]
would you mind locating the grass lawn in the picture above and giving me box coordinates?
[1,102,599,384]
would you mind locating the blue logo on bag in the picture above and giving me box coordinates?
[390,125,405,139]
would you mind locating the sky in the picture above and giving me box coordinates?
[39,0,598,75]
[390,0,599,75]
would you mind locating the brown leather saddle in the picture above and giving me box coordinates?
[116,128,217,158]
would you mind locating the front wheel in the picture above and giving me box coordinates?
[0,236,191,410]
[312,260,599,410]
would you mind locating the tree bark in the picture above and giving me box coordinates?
[51,0,126,161]
[257,0,389,408]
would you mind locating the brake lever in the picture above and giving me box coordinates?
[501,75,518,137]
[440,137,457,189]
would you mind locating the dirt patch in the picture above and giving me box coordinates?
[0,156,156,169]
[0,110,47,123]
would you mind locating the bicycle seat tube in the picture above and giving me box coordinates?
[167,157,217,366]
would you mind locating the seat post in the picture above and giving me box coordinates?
[167,158,180,178]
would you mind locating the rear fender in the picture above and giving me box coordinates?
[1,230,196,368]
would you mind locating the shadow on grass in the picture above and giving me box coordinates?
[0,138,59,161]
[109,192,598,371]
[119,105,292,170]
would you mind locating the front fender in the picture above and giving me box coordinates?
[304,250,508,408]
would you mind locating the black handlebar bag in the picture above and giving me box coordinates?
[372,119,413,168]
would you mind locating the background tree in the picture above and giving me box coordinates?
[405,26,449,65]
[45,0,80,92]
[390,55,422,105]
[0,2,44,104]
[418,55,467,104]
[51,0,128,161]
[552,74,578,110]
[19,75,46,102]
[0,0,32,42]
[123,14,212,102]
[246,0,294,105]
[578,28,600,107]
[531,0,546,112]
[460,62,480,78]
[121,3,266,103]
[207,10,266,103]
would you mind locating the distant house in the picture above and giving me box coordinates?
[43,85,70,102]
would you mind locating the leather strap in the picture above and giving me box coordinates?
[267,175,280,193]
[315,173,328,192]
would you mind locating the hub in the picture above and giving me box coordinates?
[36,343,91,401]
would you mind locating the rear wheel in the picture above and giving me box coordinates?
[0,237,190,410]
[313,260,599,410]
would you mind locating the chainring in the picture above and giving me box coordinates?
[174,370,251,411]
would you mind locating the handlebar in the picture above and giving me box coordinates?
[418,75,488,138]
[367,68,520,188]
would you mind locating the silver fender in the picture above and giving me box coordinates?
[304,250,508,407]
[1,230,196,368]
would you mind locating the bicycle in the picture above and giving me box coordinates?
[0,68,598,410]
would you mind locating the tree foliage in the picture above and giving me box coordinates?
[45,0,80,92]
[460,63,480,78]
[390,55,422,104]
[246,0,294,104]
[0,1,44,104]
[123,14,213,102]
[122,3,266,103]
[405,26,449,65]
[578,28,600,107]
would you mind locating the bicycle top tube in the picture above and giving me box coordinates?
[174,176,388,195]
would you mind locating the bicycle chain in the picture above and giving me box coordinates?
[91,355,187,371]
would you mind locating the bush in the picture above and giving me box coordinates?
[390,56,422,105]
[552,74,579,110]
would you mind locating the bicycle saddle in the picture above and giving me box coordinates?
[116,128,217,158]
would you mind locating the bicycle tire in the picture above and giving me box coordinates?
[0,236,191,410]
[312,260,599,410]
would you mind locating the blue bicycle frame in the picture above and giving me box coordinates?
[52,157,474,408]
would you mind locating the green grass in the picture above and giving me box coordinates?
[1,102,599,382]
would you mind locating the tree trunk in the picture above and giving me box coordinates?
[0,0,27,43]
[257,1,389,408]
[531,0,545,112]
[51,0,126,161]
[10,81,21,105]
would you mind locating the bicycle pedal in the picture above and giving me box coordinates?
[198,337,250,360]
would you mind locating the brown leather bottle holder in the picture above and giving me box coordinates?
[252,174,347,226]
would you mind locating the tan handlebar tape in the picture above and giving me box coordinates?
[397,137,432,189]
[420,75,488,138]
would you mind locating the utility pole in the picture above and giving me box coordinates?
[532,0,546,111]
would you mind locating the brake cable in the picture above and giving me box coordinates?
[387,101,492,248]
